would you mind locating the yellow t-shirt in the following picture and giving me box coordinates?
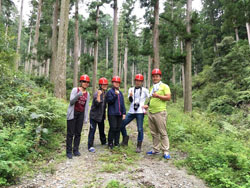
[149,83,171,114]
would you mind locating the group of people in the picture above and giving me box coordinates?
[66,68,171,160]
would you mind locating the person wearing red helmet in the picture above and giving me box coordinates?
[66,74,90,159]
[87,77,109,152]
[120,74,149,153]
[105,76,126,149]
[144,68,172,159]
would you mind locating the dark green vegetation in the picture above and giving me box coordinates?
[0,43,67,185]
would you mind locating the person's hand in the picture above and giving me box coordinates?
[115,89,120,95]
[143,105,149,109]
[152,92,159,98]
[122,115,126,120]
[97,90,102,96]
[129,92,133,97]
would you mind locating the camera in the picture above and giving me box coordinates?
[134,103,140,111]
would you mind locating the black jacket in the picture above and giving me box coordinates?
[89,91,106,122]
[106,87,126,116]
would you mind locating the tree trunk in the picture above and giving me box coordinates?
[54,0,70,99]
[16,0,24,71]
[113,0,118,76]
[172,64,176,103]
[131,62,134,86]
[147,56,151,89]
[246,22,250,45]
[31,0,43,75]
[73,0,79,88]
[50,0,59,83]
[106,37,109,69]
[119,53,122,77]
[184,0,192,112]
[144,72,147,87]
[124,42,128,94]
[153,0,160,68]
[45,59,50,78]
[25,27,33,73]
[92,5,100,95]
[0,0,2,15]
[84,40,87,54]
[235,27,239,41]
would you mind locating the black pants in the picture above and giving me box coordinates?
[66,111,84,154]
[108,115,122,146]
[88,118,106,149]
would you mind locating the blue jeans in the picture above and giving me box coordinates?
[121,113,144,142]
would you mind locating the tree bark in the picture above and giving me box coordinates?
[113,0,118,76]
[144,72,147,87]
[92,5,100,95]
[31,0,43,75]
[50,0,59,83]
[124,42,128,94]
[184,0,192,112]
[235,27,239,41]
[73,0,79,88]
[0,0,2,15]
[119,53,122,77]
[147,56,151,89]
[106,37,109,69]
[246,22,250,45]
[54,0,70,99]
[131,61,134,86]
[45,59,50,78]
[153,0,160,68]
[16,0,24,71]
[25,27,32,73]
[84,40,87,54]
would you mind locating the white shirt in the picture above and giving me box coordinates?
[128,87,149,114]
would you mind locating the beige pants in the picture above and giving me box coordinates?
[148,111,169,154]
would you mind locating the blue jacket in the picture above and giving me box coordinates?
[106,87,126,116]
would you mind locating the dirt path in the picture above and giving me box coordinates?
[11,121,207,188]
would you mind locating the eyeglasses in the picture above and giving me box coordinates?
[81,81,89,83]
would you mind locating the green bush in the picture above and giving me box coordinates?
[165,102,250,188]
[0,69,67,185]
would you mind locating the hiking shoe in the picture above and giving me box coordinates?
[66,153,73,159]
[73,151,81,156]
[163,154,171,159]
[88,147,95,153]
[146,150,160,155]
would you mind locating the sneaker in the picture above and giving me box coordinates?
[73,151,81,156]
[163,154,171,159]
[146,150,160,155]
[66,153,73,159]
[88,147,95,153]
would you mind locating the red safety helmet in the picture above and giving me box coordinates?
[79,74,90,82]
[135,74,144,81]
[99,77,108,85]
[112,76,121,83]
[152,68,162,75]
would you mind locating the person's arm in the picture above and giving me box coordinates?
[83,92,90,124]
[121,93,126,119]
[94,91,102,106]
[152,93,171,101]
[106,90,117,104]
[69,88,82,105]
[152,85,171,101]
[128,88,133,103]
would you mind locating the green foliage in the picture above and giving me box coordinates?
[106,180,126,188]
[193,38,250,114]
[0,68,67,185]
[165,102,250,188]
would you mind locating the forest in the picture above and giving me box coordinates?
[0,0,249,187]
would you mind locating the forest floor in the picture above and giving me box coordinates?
[10,121,207,188]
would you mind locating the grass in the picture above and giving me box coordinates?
[160,100,250,188]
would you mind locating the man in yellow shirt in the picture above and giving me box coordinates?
[144,68,171,159]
